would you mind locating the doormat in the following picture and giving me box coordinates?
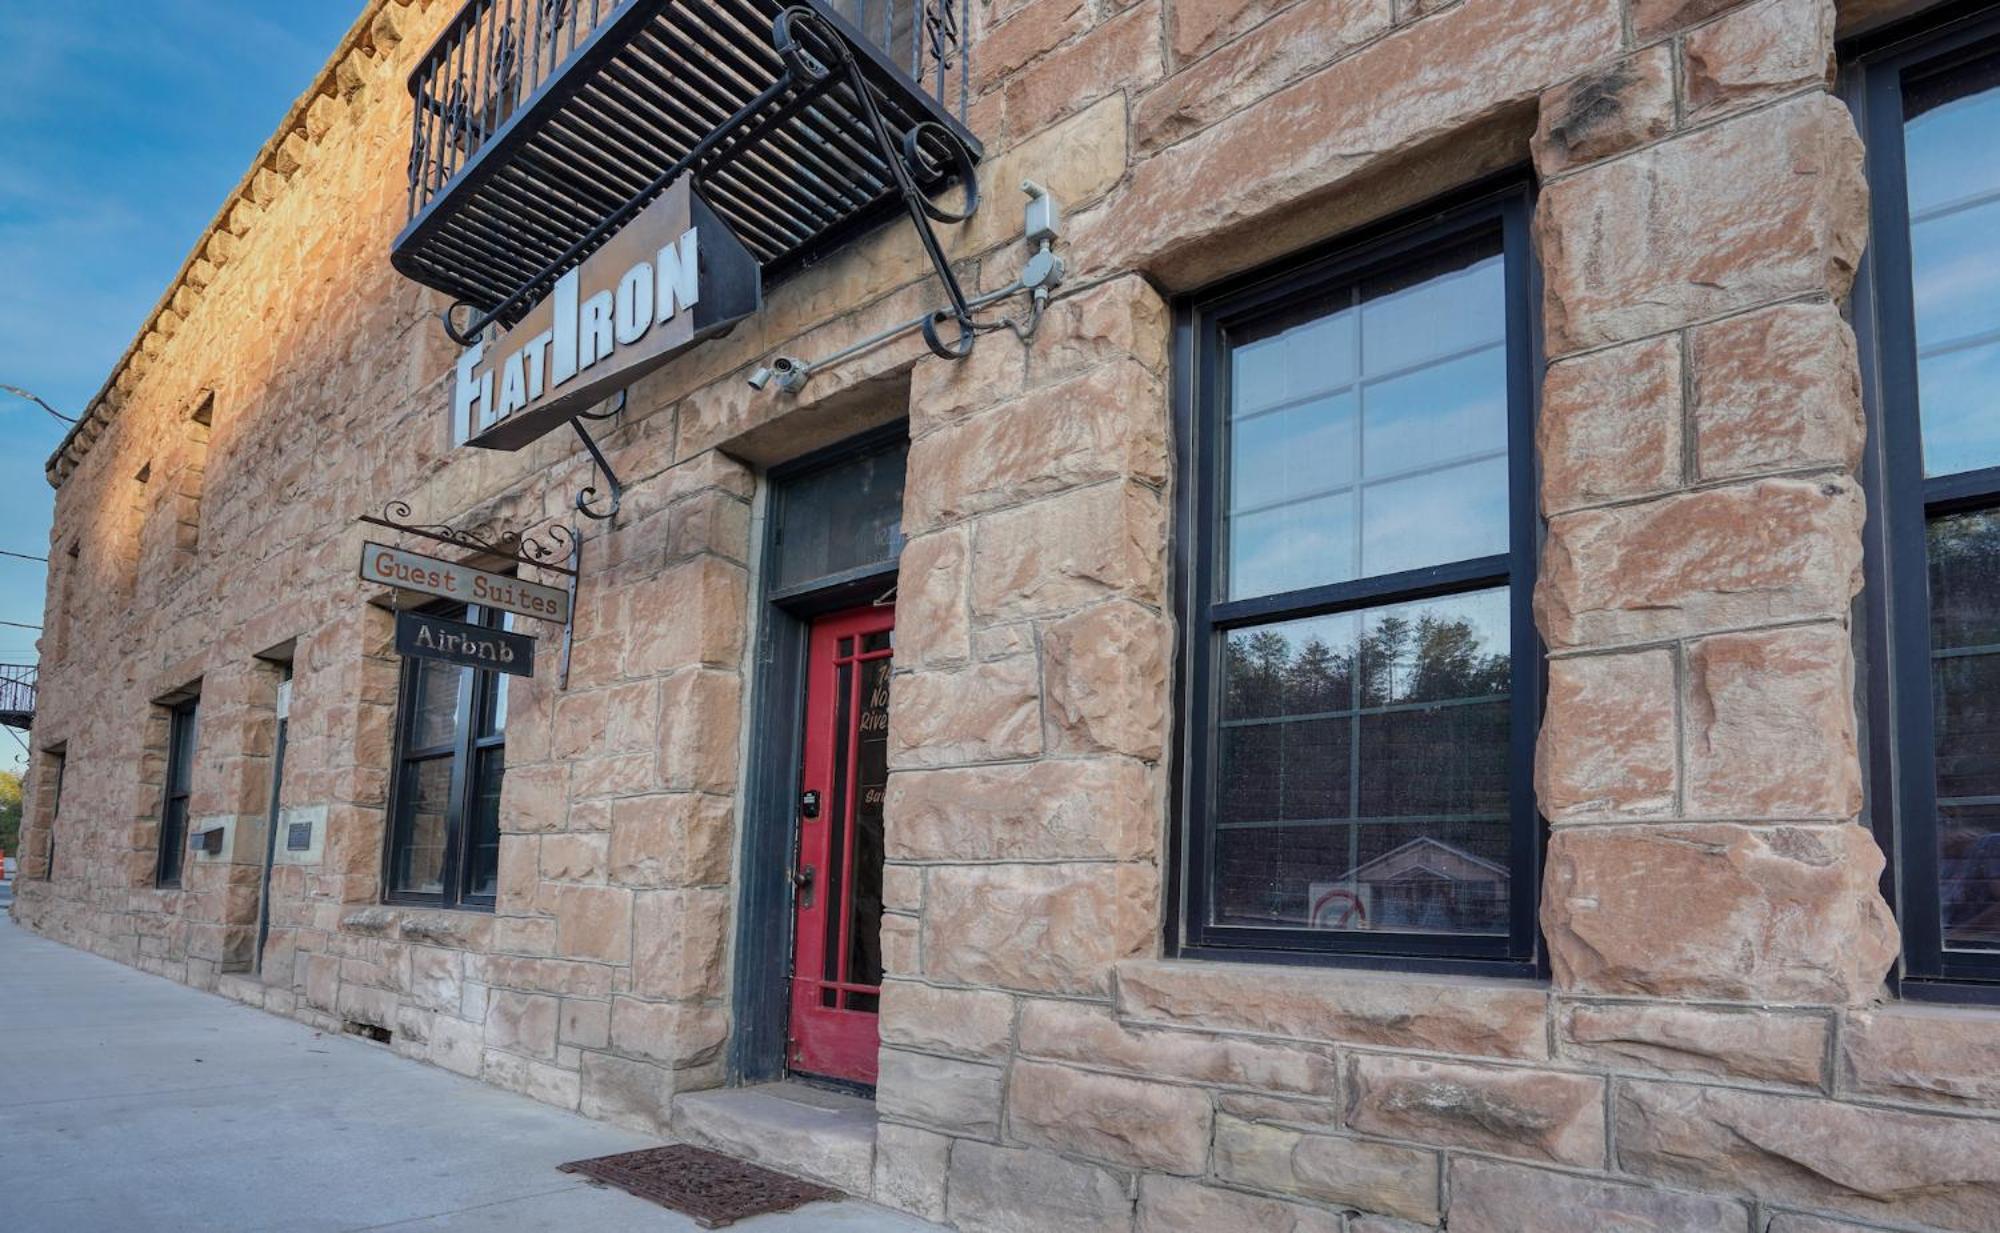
[557,1144,839,1228]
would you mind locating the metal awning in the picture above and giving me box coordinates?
[392,0,980,334]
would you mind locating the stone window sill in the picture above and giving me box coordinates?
[1113,956,1553,1062]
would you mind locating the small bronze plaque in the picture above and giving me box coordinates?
[286,822,313,852]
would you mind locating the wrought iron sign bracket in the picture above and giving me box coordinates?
[358,504,578,578]
[570,391,628,522]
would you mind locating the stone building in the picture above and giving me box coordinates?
[12,0,2000,1227]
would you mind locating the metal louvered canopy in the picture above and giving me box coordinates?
[392,0,980,330]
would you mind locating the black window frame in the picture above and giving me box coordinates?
[157,696,200,888]
[382,602,509,912]
[43,744,65,881]
[1170,181,1544,976]
[1849,2,2000,1000]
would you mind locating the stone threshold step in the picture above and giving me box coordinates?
[670,1081,878,1197]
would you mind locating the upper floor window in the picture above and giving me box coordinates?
[1175,186,1541,973]
[385,603,509,911]
[1853,9,2000,993]
[157,695,200,888]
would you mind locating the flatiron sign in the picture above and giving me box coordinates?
[452,180,760,451]
[396,609,537,678]
[359,541,571,624]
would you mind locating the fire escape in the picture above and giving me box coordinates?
[0,664,33,733]
[392,0,980,351]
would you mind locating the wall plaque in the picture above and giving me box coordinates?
[451,180,761,451]
[360,541,570,624]
[395,609,537,678]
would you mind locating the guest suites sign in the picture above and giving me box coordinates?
[452,180,760,451]
[395,609,537,678]
[360,541,571,624]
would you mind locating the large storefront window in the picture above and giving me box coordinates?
[386,604,508,911]
[1854,10,2000,993]
[1176,188,1540,972]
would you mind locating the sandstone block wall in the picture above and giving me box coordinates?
[14,0,2000,1230]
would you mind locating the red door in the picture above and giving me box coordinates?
[788,604,894,1084]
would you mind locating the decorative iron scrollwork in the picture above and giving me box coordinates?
[922,0,961,74]
[360,500,579,576]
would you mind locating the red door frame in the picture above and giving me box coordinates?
[788,603,894,1084]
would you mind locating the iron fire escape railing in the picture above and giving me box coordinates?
[0,664,34,731]
[397,0,976,330]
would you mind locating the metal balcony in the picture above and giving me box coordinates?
[0,664,33,732]
[392,0,979,331]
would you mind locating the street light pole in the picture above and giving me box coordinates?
[0,385,77,425]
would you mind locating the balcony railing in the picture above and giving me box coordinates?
[0,664,33,731]
[396,0,977,324]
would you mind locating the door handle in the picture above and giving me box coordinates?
[792,864,816,908]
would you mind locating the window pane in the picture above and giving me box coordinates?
[1905,51,2000,477]
[171,704,199,793]
[1225,234,1507,600]
[1930,508,2000,951]
[1211,589,1511,935]
[773,443,907,591]
[159,796,187,885]
[465,747,504,900]
[410,657,463,749]
[390,756,453,896]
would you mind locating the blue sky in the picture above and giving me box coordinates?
[0,2,364,770]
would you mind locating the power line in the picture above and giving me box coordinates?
[0,550,47,563]
[0,384,77,425]
[0,621,41,632]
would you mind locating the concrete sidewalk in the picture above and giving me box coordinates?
[0,912,939,1232]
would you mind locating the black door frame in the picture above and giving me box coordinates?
[729,423,906,1085]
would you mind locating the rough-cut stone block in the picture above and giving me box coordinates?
[1560,1001,1827,1087]
[873,1121,951,1222]
[1008,1060,1212,1172]
[1018,999,1339,1097]
[655,670,740,792]
[1692,301,1863,481]
[551,884,632,964]
[877,1048,1005,1138]
[887,657,1043,769]
[1617,1079,2000,1231]
[481,1048,579,1109]
[1764,1214,1903,1233]
[1346,1055,1606,1168]
[1448,1156,1753,1232]
[1136,1175,1345,1233]
[608,793,734,888]
[1136,0,1393,153]
[885,758,1158,862]
[1544,823,1896,1003]
[1533,45,1676,176]
[1002,1,1163,139]
[631,887,727,1000]
[1213,1116,1440,1223]
[970,481,1167,622]
[484,990,559,1060]
[1084,0,1621,284]
[1031,276,1172,384]
[946,1140,1134,1233]
[579,1051,677,1134]
[1538,334,1682,515]
[608,998,727,1068]
[904,360,1167,534]
[1116,958,1549,1059]
[878,980,1017,1060]
[1684,0,1835,123]
[1685,625,1861,819]
[1539,95,1867,356]
[1842,1005,2000,1108]
[926,864,1156,996]
[1535,477,1864,649]
[895,529,970,669]
[1537,648,1678,822]
[1042,601,1169,759]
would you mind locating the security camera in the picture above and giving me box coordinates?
[747,355,810,393]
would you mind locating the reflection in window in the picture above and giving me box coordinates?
[386,604,509,910]
[1184,193,1536,968]
[157,696,200,887]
